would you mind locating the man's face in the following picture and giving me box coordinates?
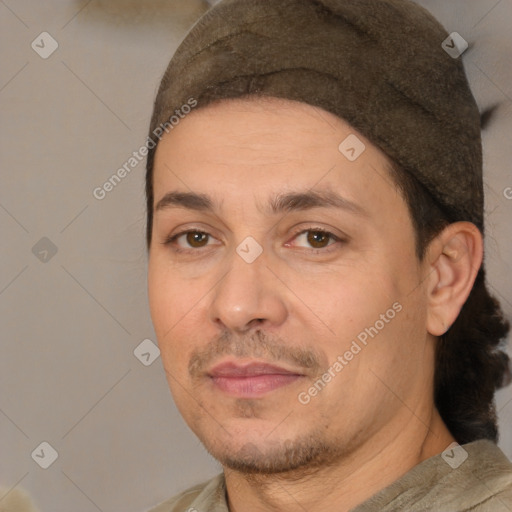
[148,97,435,473]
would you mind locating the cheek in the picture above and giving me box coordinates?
[294,263,400,335]
[148,258,173,333]
[148,253,201,324]
[293,254,420,384]
[148,258,188,355]
[147,255,212,372]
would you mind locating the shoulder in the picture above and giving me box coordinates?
[145,473,225,512]
[351,439,512,512]
[461,440,512,510]
[418,439,512,510]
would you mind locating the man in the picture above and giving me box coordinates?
[144,0,512,510]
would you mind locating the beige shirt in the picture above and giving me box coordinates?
[147,440,512,511]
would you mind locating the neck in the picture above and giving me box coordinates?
[223,408,455,512]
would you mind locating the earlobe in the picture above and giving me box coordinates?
[425,222,483,336]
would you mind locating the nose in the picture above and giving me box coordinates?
[209,245,288,333]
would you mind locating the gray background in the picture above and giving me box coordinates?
[0,1,511,511]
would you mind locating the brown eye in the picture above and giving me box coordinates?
[185,231,209,248]
[306,230,332,249]
[162,230,214,251]
[290,228,340,251]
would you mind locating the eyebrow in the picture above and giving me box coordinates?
[154,189,367,217]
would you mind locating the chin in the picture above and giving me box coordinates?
[200,424,342,475]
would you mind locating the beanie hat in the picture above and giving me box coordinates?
[147,0,483,233]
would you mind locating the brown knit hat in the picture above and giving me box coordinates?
[146,0,484,241]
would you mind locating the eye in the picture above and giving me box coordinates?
[162,230,215,252]
[288,227,343,252]
[161,227,344,254]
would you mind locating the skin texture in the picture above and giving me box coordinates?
[147,96,483,511]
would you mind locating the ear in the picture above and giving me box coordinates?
[424,222,483,336]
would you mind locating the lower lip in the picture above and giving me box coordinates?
[210,374,302,397]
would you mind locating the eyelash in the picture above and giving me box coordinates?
[161,227,344,255]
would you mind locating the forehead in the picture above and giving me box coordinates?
[152,96,404,219]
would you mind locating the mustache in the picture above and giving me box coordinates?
[188,329,321,379]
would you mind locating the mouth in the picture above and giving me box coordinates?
[207,360,305,398]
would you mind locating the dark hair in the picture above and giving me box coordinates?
[388,160,511,444]
[145,102,511,445]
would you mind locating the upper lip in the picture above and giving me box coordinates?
[207,360,304,378]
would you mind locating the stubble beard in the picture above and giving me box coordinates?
[196,405,350,478]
